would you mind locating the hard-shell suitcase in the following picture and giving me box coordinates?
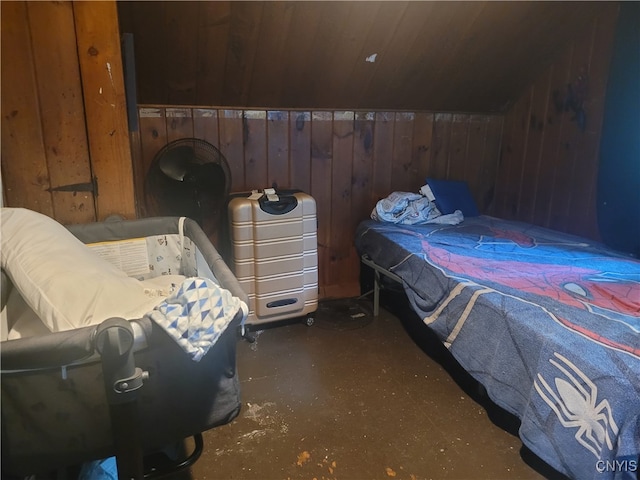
[227,189,318,326]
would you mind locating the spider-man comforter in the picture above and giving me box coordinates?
[355,216,640,480]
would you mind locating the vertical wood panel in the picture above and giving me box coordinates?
[532,52,572,228]
[28,1,96,224]
[138,107,168,216]
[0,1,54,216]
[464,116,489,209]
[289,111,312,193]
[280,3,324,107]
[219,109,246,191]
[412,112,434,184]
[570,9,618,239]
[193,108,220,149]
[2,0,136,223]
[248,2,295,106]
[498,90,532,219]
[401,3,485,109]
[165,108,194,142]
[518,73,552,223]
[164,2,199,104]
[125,2,167,103]
[359,1,420,107]
[316,3,381,108]
[447,115,471,182]
[371,112,394,201]
[196,1,230,105]
[310,112,333,290]
[431,114,453,180]
[74,0,135,220]
[347,111,377,296]
[548,39,589,232]
[496,3,618,240]
[561,23,598,232]
[243,110,267,190]
[267,111,290,188]
[304,3,354,108]
[390,112,416,192]
[343,2,410,106]
[223,2,264,105]
[352,112,376,222]
[479,116,503,212]
[329,111,355,286]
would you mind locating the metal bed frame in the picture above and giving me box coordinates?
[360,254,403,317]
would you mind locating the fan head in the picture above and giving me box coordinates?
[144,138,231,236]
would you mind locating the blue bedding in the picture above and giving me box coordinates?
[355,216,640,480]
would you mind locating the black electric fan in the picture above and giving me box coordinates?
[145,138,231,240]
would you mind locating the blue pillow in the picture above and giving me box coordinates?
[426,178,480,217]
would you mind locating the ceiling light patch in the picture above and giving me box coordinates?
[365,53,377,63]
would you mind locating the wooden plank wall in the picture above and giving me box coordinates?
[491,3,619,240]
[117,1,609,113]
[1,1,95,224]
[73,1,137,221]
[135,106,503,298]
[1,1,136,224]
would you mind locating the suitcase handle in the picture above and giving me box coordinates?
[259,194,298,215]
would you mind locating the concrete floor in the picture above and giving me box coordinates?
[171,296,565,480]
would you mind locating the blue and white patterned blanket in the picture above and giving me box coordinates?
[146,277,248,361]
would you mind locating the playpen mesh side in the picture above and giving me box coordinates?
[86,233,197,279]
[1,323,240,475]
[2,217,242,476]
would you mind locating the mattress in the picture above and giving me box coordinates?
[355,215,640,480]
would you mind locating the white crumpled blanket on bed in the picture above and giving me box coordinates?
[146,277,248,362]
[371,191,464,225]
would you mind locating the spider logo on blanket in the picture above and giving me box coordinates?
[534,352,619,458]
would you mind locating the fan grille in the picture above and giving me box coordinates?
[144,138,231,242]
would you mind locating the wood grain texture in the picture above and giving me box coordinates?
[196,2,231,105]
[329,111,355,285]
[218,110,246,192]
[267,111,290,189]
[1,1,54,217]
[310,111,333,289]
[494,2,619,239]
[244,110,268,190]
[74,0,136,220]
[2,1,138,224]
[27,1,96,224]
[138,107,168,217]
[289,112,312,193]
[119,1,612,112]
[193,108,220,149]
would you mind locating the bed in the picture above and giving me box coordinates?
[355,203,640,480]
[1,208,249,478]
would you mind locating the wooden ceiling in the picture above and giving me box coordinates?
[117,1,612,113]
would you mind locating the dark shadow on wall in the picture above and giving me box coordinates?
[597,1,640,257]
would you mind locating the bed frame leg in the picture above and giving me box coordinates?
[361,254,403,318]
[373,270,380,317]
